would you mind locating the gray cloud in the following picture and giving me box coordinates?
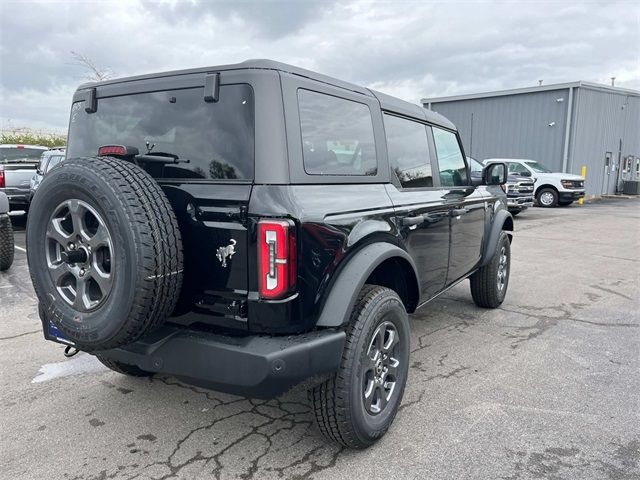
[1,0,638,132]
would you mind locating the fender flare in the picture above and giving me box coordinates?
[316,242,420,328]
[480,209,513,267]
[0,192,9,214]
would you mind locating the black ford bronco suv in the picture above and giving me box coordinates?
[27,60,513,449]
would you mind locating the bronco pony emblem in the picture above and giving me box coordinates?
[216,239,237,268]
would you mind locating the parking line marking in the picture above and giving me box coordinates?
[14,245,26,253]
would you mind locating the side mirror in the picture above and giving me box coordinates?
[520,170,532,177]
[483,163,508,186]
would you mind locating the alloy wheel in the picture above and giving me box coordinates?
[45,199,114,312]
[497,246,508,292]
[363,321,401,415]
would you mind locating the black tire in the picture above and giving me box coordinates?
[470,231,511,308]
[310,285,410,449]
[0,215,15,271]
[558,201,573,206]
[96,355,153,377]
[536,188,558,208]
[26,157,183,351]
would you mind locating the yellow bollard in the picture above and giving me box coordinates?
[578,165,586,205]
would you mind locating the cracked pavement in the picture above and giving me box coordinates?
[1,199,639,479]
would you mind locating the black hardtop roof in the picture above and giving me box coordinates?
[77,59,455,130]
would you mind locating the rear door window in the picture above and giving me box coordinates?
[298,89,377,176]
[384,114,433,188]
[432,127,469,187]
[67,84,254,181]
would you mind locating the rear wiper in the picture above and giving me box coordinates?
[135,152,190,164]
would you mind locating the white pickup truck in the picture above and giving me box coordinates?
[0,144,48,212]
[485,158,585,208]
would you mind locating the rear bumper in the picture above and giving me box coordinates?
[48,322,346,399]
[0,187,30,208]
[558,190,585,202]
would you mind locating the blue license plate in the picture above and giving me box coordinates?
[47,320,74,345]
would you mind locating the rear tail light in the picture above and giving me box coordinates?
[258,219,297,299]
[0,168,5,188]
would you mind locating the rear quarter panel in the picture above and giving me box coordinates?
[248,184,397,332]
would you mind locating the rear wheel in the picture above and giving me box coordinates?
[0,215,15,271]
[470,231,511,308]
[96,355,153,377]
[310,285,409,449]
[536,188,558,208]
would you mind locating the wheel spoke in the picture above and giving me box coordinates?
[49,262,71,285]
[382,328,399,354]
[73,277,89,310]
[385,357,400,380]
[68,199,87,238]
[364,381,375,410]
[46,219,71,247]
[364,348,380,375]
[88,224,111,250]
[376,386,388,411]
[89,270,111,296]
[375,324,386,350]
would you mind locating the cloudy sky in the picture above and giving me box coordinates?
[1,0,639,132]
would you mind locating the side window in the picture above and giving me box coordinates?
[298,89,377,176]
[384,114,432,188]
[508,162,528,175]
[432,127,469,187]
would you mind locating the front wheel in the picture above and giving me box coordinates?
[536,188,558,208]
[310,285,410,449]
[470,231,511,308]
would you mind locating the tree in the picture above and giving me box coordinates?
[69,51,114,82]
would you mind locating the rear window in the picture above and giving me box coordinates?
[298,89,377,176]
[1,147,44,163]
[67,84,254,180]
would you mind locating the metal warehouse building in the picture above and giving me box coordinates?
[422,82,640,197]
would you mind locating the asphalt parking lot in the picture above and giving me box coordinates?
[1,199,639,480]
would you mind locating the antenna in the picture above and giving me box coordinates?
[610,77,616,87]
[538,80,543,86]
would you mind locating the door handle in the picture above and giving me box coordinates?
[450,208,468,217]
[402,215,425,227]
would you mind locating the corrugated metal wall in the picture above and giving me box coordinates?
[568,88,640,195]
[426,85,640,196]
[428,89,569,170]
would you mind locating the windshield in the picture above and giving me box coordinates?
[525,161,552,173]
[1,147,45,164]
[67,84,255,180]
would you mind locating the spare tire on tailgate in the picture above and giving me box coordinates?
[27,156,183,351]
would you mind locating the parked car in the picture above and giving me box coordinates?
[27,60,514,448]
[468,157,534,216]
[0,144,48,212]
[485,158,585,207]
[30,148,66,199]
[0,192,14,270]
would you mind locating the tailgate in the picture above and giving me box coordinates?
[163,182,252,331]
[1,163,36,190]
